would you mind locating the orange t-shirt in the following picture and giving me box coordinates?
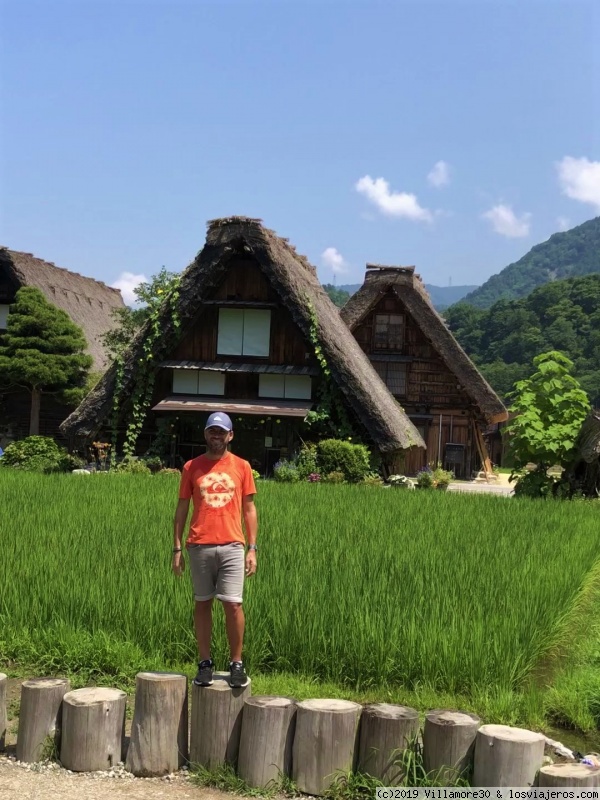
[179,452,257,546]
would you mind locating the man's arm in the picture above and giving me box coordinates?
[243,494,258,576]
[172,498,190,577]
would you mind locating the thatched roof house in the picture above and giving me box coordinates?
[0,247,125,370]
[339,265,507,476]
[340,266,507,424]
[61,218,425,465]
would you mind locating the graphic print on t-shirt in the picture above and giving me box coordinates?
[199,472,236,508]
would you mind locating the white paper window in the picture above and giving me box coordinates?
[259,374,311,400]
[217,309,271,357]
[284,375,311,399]
[197,371,225,395]
[0,304,9,330]
[173,369,199,394]
[259,374,285,398]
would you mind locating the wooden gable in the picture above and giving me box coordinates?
[353,290,474,410]
[170,257,310,366]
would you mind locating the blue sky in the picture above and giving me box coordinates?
[2,0,599,302]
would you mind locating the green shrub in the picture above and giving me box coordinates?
[252,468,261,481]
[142,456,163,474]
[115,457,151,475]
[295,444,319,480]
[415,468,434,488]
[324,470,345,484]
[432,466,454,487]
[361,471,384,487]
[273,459,300,483]
[1,436,69,473]
[316,439,371,483]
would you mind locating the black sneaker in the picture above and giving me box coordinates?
[229,661,249,688]
[193,659,214,686]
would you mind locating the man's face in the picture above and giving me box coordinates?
[204,425,233,454]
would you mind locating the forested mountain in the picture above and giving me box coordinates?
[461,216,600,309]
[444,274,600,404]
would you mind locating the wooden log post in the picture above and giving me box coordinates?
[60,687,127,772]
[293,699,362,796]
[189,671,251,769]
[0,673,7,751]
[423,709,481,784]
[539,763,600,787]
[357,703,420,785]
[473,724,545,787]
[237,696,297,788]
[125,672,188,777]
[16,677,70,763]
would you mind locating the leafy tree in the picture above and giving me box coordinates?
[322,284,350,309]
[504,351,591,497]
[0,287,93,435]
[102,267,179,361]
[445,274,600,404]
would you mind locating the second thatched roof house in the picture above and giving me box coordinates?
[0,247,125,441]
[61,217,425,473]
[340,265,508,477]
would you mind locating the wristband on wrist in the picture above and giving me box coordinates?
[248,544,257,551]
[173,548,182,553]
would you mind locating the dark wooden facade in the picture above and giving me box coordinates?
[146,259,319,473]
[352,289,484,476]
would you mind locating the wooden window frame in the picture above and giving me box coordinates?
[372,313,405,352]
[371,361,407,397]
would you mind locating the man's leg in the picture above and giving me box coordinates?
[222,601,245,663]
[194,599,213,662]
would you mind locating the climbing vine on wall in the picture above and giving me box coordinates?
[111,274,182,462]
[304,296,355,440]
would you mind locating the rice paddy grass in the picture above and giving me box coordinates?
[1,470,599,733]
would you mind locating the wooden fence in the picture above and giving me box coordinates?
[1,671,598,792]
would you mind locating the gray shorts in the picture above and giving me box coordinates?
[187,542,245,604]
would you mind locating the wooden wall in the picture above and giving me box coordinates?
[354,291,487,477]
[171,260,309,367]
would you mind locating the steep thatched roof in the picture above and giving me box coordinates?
[60,217,425,454]
[576,410,600,463]
[0,247,125,371]
[340,266,508,424]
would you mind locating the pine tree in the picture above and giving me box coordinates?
[0,287,92,434]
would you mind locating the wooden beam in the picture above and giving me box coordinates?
[472,420,494,480]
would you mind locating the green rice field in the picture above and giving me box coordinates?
[1,470,600,721]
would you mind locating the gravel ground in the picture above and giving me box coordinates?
[0,756,235,800]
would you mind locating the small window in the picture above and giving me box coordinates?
[373,314,404,351]
[0,304,9,330]
[372,361,407,396]
[217,309,271,357]
[172,369,225,395]
[259,374,311,400]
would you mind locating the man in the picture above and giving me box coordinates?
[172,411,258,688]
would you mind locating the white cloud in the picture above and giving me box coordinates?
[556,216,571,232]
[321,247,347,274]
[556,156,600,210]
[481,204,531,238]
[111,272,148,306]
[427,160,451,188]
[355,175,433,222]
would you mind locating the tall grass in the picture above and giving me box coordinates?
[1,471,599,694]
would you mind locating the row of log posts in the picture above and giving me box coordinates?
[8,673,600,790]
